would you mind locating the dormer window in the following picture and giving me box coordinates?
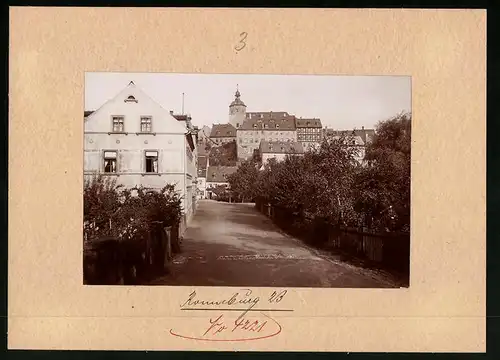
[276,124,280,129]
[125,95,138,103]
[253,124,257,129]
[264,124,268,129]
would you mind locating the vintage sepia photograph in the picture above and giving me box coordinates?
[83,72,411,288]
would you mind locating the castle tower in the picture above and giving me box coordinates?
[228,85,246,129]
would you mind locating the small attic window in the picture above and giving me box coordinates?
[276,124,280,129]
[124,95,138,103]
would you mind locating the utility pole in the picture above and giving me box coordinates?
[182,92,185,115]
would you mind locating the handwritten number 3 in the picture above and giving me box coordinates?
[235,32,248,51]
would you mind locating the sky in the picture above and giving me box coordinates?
[85,73,411,130]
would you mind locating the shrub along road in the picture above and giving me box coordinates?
[149,200,401,287]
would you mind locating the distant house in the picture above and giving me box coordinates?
[237,115,297,161]
[295,117,323,151]
[210,123,237,145]
[323,128,367,163]
[259,140,304,164]
[197,155,209,199]
[205,166,238,199]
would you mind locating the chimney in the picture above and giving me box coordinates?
[362,126,364,130]
[170,110,174,115]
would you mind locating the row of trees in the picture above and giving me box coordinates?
[227,113,411,233]
[83,175,183,244]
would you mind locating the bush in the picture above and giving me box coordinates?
[83,175,182,244]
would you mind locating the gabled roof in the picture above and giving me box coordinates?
[84,81,186,133]
[296,118,322,128]
[210,124,236,138]
[206,166,238,183]
[240,116,296,130]
[259,140,304,154]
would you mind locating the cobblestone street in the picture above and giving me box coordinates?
[149,200,400,287]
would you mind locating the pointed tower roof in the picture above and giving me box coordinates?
[230,85,246,107]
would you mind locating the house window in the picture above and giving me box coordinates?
[103,151,117,173]
[145,151,158,173]
[236,123,240,128]
[112,116,124,132]
[141,116,152,132]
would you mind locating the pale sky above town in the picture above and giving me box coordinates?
[85,72,411,130]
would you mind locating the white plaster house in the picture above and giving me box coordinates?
[205,166,238,199]
[84,81,197,223]
[258,140,305,164]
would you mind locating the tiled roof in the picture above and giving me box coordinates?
[296,118,322,128]
[172,114,191,121]
[259,140,304,154]
[325,133,365,146]
[210,124,237,138]
[324,128,375,144]
[206,166,238,183]
[246,111,290,119]
[239,116,296,130]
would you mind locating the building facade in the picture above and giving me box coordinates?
[236,116,297,160]
[205,166,238,199]
[259,140,304,164]
[196,155,209,199]
[83,81,197,221]
[210,123,237,145]
[323,128,368,164]
[295,117,323,151]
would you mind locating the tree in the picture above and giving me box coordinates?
[209,140,237,166]
[83,174,124,241]
[227,159,260,202]
[355,112,411,231]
